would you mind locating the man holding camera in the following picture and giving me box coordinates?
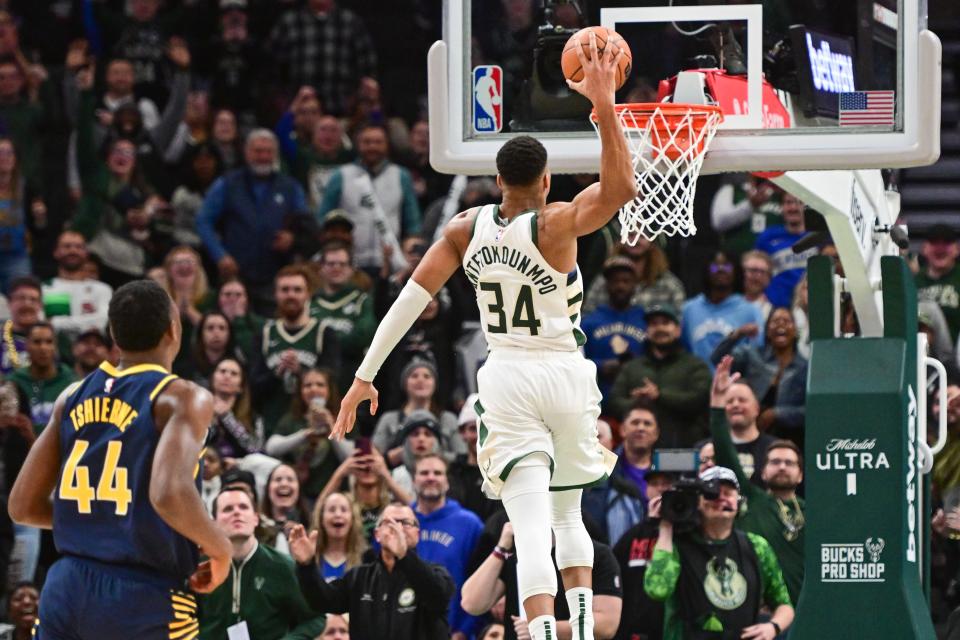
[644,465,793,639]
[710,355,805,606]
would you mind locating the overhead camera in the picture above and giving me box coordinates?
[510,0,592,131]
[660,476,721,531]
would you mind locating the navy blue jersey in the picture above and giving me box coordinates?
[53,362,199,583]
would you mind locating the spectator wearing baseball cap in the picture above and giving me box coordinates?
[389,409,445,497]
[220,467,259,505]
[581,256,648,403]
[71,327,111,377]
[916,223,960,342]
[582,239,687,316]
[318,209,355,247]
[645,461,794,640]
[447,394,504,522]
[609,303,712,447]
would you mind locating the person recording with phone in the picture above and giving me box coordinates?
[267,368,353,501]
[317,440,414,543]
[644,465,794,640]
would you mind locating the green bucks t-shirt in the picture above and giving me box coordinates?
[259,318,333,429]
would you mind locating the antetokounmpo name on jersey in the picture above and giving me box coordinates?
[464,245,557,294]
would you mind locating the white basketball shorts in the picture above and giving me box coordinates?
[475,349,618,498]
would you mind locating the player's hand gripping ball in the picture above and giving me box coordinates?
[561,26,633,90]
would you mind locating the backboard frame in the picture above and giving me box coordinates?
[429,0,941,175]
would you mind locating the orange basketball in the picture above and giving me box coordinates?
[561,26,633,90]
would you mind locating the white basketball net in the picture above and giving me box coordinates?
[592,104,723,245]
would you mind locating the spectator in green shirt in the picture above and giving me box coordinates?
[198,487,325,640]
[644,464,794,640]
[10,322,76,433]
[710,355,806,605]
[916,224,960,342]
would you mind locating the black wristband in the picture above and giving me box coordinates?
[770,621,782,636]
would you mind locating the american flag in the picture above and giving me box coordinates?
[838,91,895,126]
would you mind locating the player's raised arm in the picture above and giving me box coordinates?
[559,30,637,237]
[8,387,71,528]
[330,213,473,440]
[150,379,232,592]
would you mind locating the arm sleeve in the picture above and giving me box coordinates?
[749,533,793,608]
[395,553,456,613]
[643,547,681,602]
[195,178,229,262]
[355,280,433,381]
[295,563,350,613]
[316,170,343,219]
[709,408,755,497]
[399,168,422,235]
[711,183,754,233]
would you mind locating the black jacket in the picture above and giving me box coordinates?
[297,551,455,640]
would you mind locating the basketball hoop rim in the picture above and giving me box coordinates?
[590,102,725,129]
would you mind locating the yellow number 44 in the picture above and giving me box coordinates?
[58,439,132,516]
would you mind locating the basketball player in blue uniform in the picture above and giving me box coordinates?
[9,280,232,640]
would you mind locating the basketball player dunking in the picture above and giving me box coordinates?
[331,33,636,640]
[9,280,231,640]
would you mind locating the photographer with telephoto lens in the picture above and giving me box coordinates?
[644,465,794,640]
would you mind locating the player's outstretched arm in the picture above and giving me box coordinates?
[8,389,70,528]
[151,379,232,592]
[557,30,637,238]
[330,214,472,440]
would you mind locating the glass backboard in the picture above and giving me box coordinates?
[429,0,940,175]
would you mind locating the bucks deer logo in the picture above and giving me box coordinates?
[703,557,747,610]
[865,537,885,563]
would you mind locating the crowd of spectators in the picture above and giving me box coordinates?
[0,1,956,640]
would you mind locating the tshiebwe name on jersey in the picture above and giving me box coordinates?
[464,245,558,294]
[68,396,139,433]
